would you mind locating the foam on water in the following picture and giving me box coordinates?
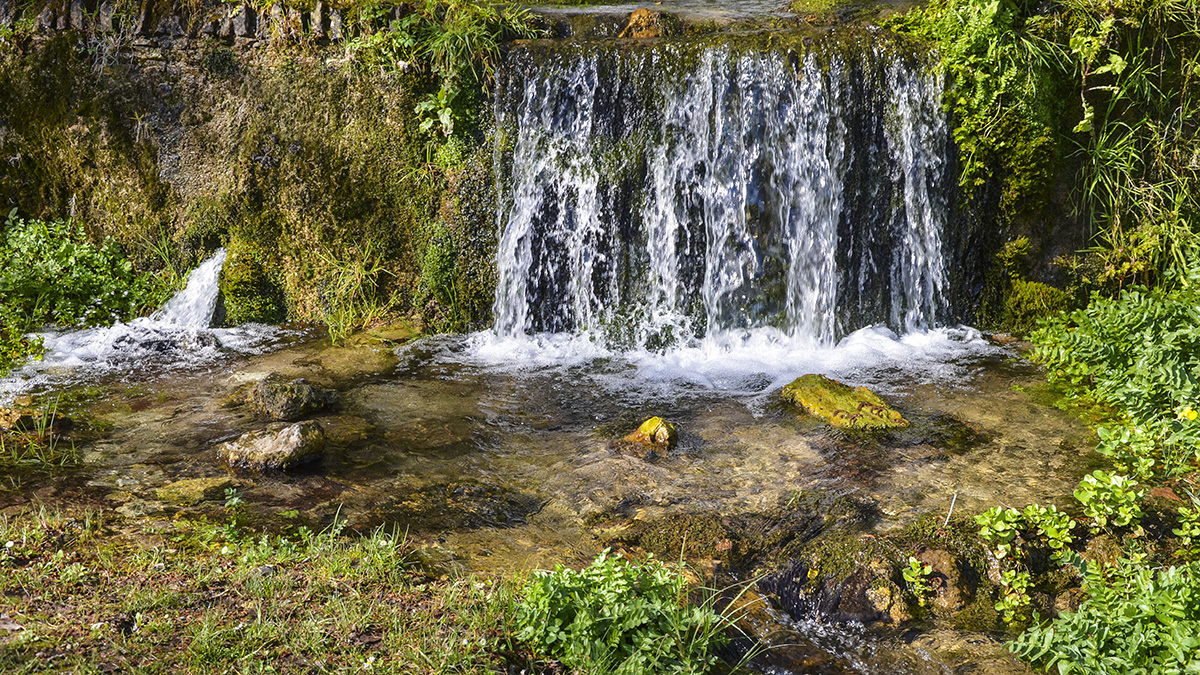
[460,324,1003,398]
[0,249,283,401]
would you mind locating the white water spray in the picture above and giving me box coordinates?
[0,248,281,399]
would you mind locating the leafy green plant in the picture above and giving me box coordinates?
[0,211,159,373]
[1073,470,1144,532]
[344,0,540,136]
[902,556,934,607]
[1009,554,1200,674]
[995,569,1032,623]
[976,506,1024,560]
[1033,277,1200,478]
[1021,503,1076,552]
[513,550,739,675]
[1173,493,1200,558]
[885,0,1065,215]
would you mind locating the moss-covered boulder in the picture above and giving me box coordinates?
[622,416,678,448]
[780,374,908,429]
[247,377,339,422]
[154,476,237,506]
[219,239,287,326]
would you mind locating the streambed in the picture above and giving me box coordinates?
[1,326,1097,674]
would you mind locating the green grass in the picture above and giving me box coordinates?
[0,509,520,674]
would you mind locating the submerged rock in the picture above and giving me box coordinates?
[247,377,339,421]
[155,476,237,506]
[917,548,970,612]
[217,421,325,470]
[622,416,678,448]
[762,560,911,625]
[780,374,909,429]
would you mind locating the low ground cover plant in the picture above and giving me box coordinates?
[513,550,741,675]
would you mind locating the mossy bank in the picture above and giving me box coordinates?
[0,1,501,336]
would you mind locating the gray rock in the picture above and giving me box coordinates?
[247,377,339,421]
[233,4,255,38]
[0,0,13,27]
[218,421,326,470]
[329,8,341,40]
[34,6,54,32]
[98,2,114,32]
[155,14,184,37]
[69,0,83,29]
[311,1,326,38]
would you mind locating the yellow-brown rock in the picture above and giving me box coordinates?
[619,8,663,38]
[623,416,678,448]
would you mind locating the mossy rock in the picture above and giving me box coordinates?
[622,416,678,448]
[780,374,908,429]
[154,476,237,506]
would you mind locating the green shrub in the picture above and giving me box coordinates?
[1009,554,1200,674]
[345,0,540,136]
[0,211,156,373]
[513,551,733,675]
[1032,279,1200,477]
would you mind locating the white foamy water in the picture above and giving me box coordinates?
[0,249,283,401]
[458,324,1004,398]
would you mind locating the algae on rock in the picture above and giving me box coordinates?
[780,374,909,429]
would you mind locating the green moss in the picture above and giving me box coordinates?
[220,239,286,325]
[978,236,1073,336]
[781,374,910,429]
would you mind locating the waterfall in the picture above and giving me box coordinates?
[152,248,228,329]
[1,248,280,398]
[492,34,956,352]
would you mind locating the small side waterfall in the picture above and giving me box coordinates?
[492,34,958,352]
[1,248,280,398]
[152,249,228,329]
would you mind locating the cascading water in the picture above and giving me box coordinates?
[491,33,966,358]
[0,249,282,399]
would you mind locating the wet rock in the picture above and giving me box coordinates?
[317,415,372,447]
[623,416,678,448]
[154,476,237,506]
[917,548,969,612]
[1083,534,1122,567]
[378,481,543,531]
[1054,587,1087,615]
[761,560,910,625]
[780,374,909,429]
[619,8,665,38]
[247,377,339,422]
[217,421,326,470]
